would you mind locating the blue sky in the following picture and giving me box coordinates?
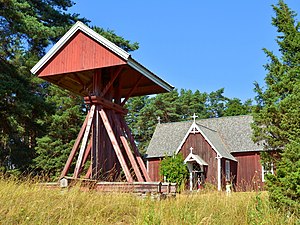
[69,1,300,102]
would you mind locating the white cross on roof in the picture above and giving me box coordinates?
[192,113,198,124]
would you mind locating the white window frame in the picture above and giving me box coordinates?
[225,160,230,181]
[262,162,274,182]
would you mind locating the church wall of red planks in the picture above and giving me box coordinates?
[180,133,218,185]
[147,158,163,181]
[232,151,263,190]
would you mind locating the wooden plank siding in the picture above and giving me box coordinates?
[232,151,263,191]
[147,158,163,182]
[180,133,218,185]
[38,31,126,77]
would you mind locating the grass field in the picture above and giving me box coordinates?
[0,178,298,225]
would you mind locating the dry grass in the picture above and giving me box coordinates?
[0,178,298,225]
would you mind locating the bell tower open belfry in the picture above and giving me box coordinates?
[31,22,173,183]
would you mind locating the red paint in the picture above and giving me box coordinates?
[147,158,162,181]
[180,133,218,185]
[37,31,126,77]
[232,151,263,191]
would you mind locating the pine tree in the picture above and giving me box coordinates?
[130,91,180,153]
[252,0,300,214]
[0,0,87,174]
[206,88,229,118]
[0,58,43,172]
[224,98,252,116]
[178,89,208,120]
[33,86,85,178]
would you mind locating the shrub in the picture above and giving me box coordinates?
[160,153,188,190]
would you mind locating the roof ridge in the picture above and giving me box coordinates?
[158,114,253,126]
[196,114,252,122]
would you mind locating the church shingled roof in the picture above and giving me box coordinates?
[146,115,262,159]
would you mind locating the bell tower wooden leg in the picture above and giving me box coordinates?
[85,164,92,179]
[91,105,101,179]
[120,116,151,182]
[73,105,95,178]
[111,112,144,182]
[99,108,133,182]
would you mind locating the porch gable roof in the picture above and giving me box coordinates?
[184,153,208,166]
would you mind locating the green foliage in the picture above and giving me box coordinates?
[33,86,85,178]
[252,0,300,215]
[0,58,48,171]
[0,0,87,58]
[125,96,151,152]
[206,88,228,118]
[160,153,188,188]
[178,89,208,119]
[224,98,252,117]
[266,139,300,215]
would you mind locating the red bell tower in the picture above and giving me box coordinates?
[31,22,173,183]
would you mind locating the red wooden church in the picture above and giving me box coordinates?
[31,21,174,187]
[146,115,272,191]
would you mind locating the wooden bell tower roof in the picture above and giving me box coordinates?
[31,21,173,97]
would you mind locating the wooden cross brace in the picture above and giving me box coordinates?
[60,104,151,182]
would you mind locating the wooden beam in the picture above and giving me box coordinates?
[121,75,143,106]
[120,116,151,182]
[85,164,92,179]
[112,113,144,182]
[84,96,128,115]
[91,105,101,179]
[83,80,93,94]
[57,76,67,85]
[74,105,95,178]
[100,67,123,98]
[73,73,85,87]
[60,110,89,178]
[114,72,122,104]
[99,109,133,182]
[82,140,92,170]
[47,77,85,97]
[66,74,84,86]
[93,70,102,96]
